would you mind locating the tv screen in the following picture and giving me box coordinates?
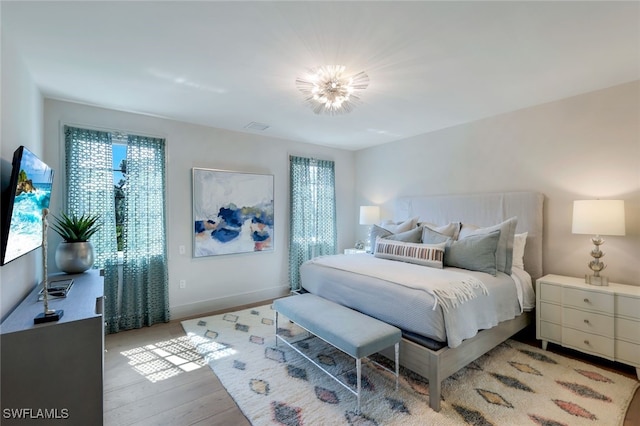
[1,146,54,265]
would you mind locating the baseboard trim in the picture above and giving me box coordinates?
[170,285,290,320]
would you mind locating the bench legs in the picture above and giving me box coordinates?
[274,311,400,415]
[356,358,362,413]
[357,344,398,412]
[395,342,399,391]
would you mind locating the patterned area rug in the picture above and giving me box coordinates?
[181,304,638,426]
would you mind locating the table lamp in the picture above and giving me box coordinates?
[572,200,625,286]
[359,206,380,252]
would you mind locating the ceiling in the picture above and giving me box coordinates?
[2,1,639,151]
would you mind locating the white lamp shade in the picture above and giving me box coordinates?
[359,206,380,225]
[572,200,625,236]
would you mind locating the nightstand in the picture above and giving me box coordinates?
[344,248,367,254]
[536,274,640,379]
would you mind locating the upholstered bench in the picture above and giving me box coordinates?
[273,293,401,414]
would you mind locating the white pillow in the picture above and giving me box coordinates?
[421,221,461,240]
[512,232,528,270]
[379,216,418,234]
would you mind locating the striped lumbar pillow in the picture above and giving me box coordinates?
[374,238,446,269]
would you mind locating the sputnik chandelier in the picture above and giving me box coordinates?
[296,65,369,115]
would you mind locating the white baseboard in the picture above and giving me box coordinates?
[170,285,290,320]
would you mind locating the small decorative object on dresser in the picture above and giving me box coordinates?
[34,208,63,324]
[536,274,640,379]
[344,248,367,254]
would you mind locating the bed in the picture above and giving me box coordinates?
[299,191,544,411]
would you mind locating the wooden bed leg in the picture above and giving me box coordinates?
[428,351,441,412]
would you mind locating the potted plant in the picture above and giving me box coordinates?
[51,212,101,273]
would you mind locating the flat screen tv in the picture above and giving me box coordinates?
[1,146,54,265]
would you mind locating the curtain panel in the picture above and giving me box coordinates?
[119,135,169,330]
[64,127,169,333]
[289,156,337,291]
[63,126,120,331]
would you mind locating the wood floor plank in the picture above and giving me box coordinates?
[104,302,638,426]
[105,367,217,411]
[189,408,252,426]
[131,388,249,426]
[105,372,223,425]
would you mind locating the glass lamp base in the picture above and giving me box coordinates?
[585,274,608,286]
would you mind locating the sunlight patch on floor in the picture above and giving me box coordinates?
[186,332,237,362]
[120,335,206,383]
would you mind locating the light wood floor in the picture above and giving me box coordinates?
[104,301,639,426]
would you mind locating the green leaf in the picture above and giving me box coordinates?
[51,212,102,243]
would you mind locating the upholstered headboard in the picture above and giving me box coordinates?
[395,191,544,281]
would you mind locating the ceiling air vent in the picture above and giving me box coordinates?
[244,122,270,131]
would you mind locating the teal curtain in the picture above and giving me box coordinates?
[119,134,169,330]
[289,156,337,291]
[63,126,119,332]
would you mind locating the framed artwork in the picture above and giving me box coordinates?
[193,168,274,257]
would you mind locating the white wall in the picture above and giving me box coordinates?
[4,52,636,324]
[43,100,357,319]
[355,81,640,286]
[0,37,45,321]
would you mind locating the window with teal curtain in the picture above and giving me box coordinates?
[289,156,337,291]
[120,134,169,330]
[64,126,169,333]
[63,126,119,332]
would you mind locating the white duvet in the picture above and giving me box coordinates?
[301,254,534,348]
[306,254,489,312]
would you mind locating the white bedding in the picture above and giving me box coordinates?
[511,265,536,311]
[305,254,489,311]
[301,254,534,348]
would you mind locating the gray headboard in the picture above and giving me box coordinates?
[395,191,544,281]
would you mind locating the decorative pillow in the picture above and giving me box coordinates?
[458,217,518,275]
[421,226,452,244]
[384,226,423,243]
[369,224,392,252]
[420,221,461,240]
[379,216,419,234]
[512,232,528,270]
[370,221,422,253]
[444,230,501,276]
[374,239,446,269]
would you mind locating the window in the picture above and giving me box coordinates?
[64,125,169,333]
[112,142,126,251]
[288,156,337,291]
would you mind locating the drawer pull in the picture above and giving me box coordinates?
[583,298,590,303]
[584,340,590,345]
[583,319,590,324]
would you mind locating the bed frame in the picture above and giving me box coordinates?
[376,191,544,411]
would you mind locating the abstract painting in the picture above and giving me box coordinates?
[193,168,274,257]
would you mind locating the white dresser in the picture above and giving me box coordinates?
[536,274,640,379]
